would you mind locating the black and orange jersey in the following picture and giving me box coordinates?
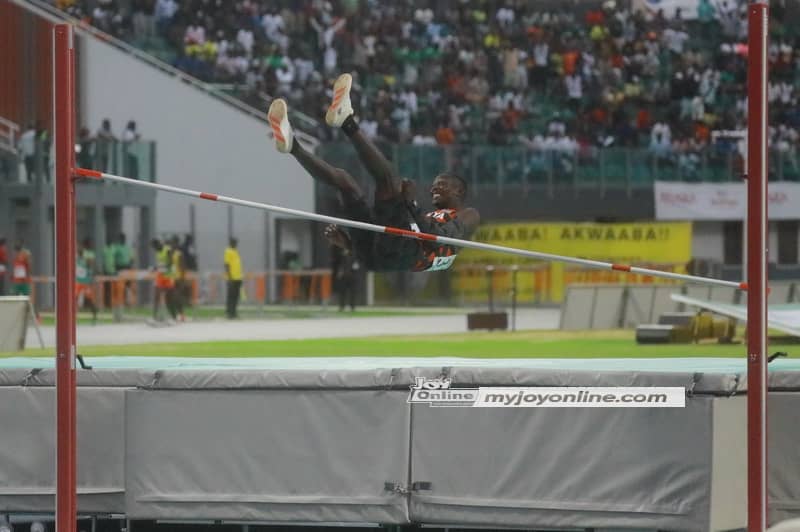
[411,208,461,272]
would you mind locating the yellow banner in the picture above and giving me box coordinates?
[456,222,693,301]
[463,222,692,264]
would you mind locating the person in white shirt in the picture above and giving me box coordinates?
[275,56,295,96]
[236,29,254,57]
[565,73,583,108]
[18,124,36,182]
[122,121,141,179]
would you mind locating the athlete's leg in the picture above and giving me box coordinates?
[326,74,400,200]
[290,141,365,201]
[269,98,365,203]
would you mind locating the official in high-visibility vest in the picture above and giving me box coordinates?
[151,238,176,322]
[169,235,186,322]
[224,237,243,319]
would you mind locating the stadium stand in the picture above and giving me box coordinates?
[51,0,800,159]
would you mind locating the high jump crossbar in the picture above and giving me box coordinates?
[73,167,746,290]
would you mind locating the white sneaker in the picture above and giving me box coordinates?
[267,98,294,153]
[325,73,354,127]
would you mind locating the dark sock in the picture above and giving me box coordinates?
[341,115,359,137]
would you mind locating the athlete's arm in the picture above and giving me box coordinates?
[408,205,480,240]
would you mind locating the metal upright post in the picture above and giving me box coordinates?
[54,23,77,532]
[746,4,769,531]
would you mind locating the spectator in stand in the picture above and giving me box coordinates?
[132,0,155,38]
[52,0,800,164]
[154,0,177,36]
[18,124,36,182]
[77,127,94,169]
[37,124,51,182]
[122,120,141,179]
[95,119,116,173]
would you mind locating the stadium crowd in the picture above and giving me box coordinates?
[54,0,800,162]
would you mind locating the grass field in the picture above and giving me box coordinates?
[3,329,777,359]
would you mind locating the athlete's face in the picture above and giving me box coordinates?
[430,175,462,209]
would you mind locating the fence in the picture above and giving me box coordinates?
[372,262,686,306]
[0,116,20,155]
[4,139,157,184]
[28,269,333,317]
[22,261,692,314]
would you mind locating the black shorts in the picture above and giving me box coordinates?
[342,196,376,270]
[344,195,420,272]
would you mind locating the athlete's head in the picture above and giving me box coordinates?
[430,173,467,209]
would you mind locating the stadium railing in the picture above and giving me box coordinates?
[24,261,693,315]
[318,143,800,196]
[3,140,156,184]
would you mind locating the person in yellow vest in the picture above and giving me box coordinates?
[151,238,175,322]
[169,235,186,322]
[223,237,243,319]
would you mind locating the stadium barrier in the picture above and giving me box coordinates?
[560,281,800,330]
[28,269,334,316]
[24,262,701,313]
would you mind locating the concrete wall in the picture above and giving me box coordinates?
[78,35,313,276]
[692,221,725,263]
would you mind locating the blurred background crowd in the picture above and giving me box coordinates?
[49,0,800,162]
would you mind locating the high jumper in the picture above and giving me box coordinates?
[268,73,480,273]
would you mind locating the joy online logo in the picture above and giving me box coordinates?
[407,377,478,406]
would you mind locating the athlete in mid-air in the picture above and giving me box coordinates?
[267,73,480,272]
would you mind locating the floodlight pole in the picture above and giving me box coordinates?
[747,3,769,531]
[54,23,77,532]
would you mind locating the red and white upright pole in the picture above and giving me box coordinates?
[747,3,769,531]
[54,23,77,532]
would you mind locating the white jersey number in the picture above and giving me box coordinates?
[425,255,457,272]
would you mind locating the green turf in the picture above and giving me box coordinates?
[3,330,771,358]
